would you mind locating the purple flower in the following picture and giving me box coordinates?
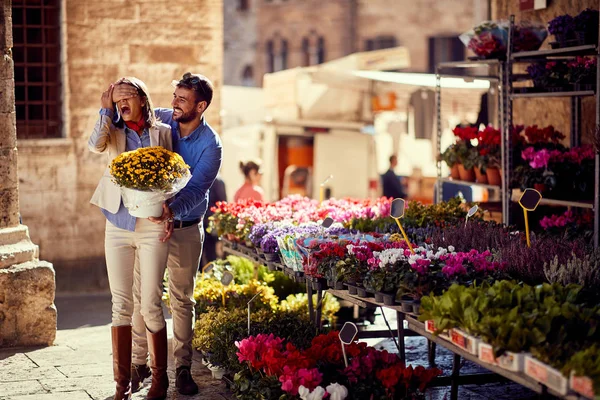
[548,14,575,35]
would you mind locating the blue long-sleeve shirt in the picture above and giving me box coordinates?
[155,108,223,221]
[99,108,151,231]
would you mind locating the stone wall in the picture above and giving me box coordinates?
[224,0,258,86]
[255,0,355,85]
[492,0,598,141]
[355,0,482,72]
[253,0,483,85]
[17,0,223,292]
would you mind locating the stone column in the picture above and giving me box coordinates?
[0,0,57,347]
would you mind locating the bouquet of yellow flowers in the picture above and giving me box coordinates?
[109,146,191,217]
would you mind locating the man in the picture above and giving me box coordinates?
[112,72,223,397]
[381,155,406,199]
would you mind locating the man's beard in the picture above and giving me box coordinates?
[173,107,198,123]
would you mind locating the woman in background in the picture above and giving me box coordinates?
[234,160,265,202]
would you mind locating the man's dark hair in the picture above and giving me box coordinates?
[176,72,214,108]
[389,155,397,164]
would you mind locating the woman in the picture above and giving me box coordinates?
[234,160,265,202]
[88,77,171,400]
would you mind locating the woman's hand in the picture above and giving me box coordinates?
[112,82,138,103]
[100,84,114,109]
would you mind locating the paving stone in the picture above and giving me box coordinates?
[0,365,64,383]
[4,391,92,400]
[0,353,37,370]
[55,363,111,379]
[0,380,47,397]
[26,349,111,367]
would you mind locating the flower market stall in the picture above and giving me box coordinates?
[436,10,600,249]
[205,192,600,400]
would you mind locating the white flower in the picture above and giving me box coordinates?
[299,385,326,400]
[448,245,455,252]
[326,383,349,400]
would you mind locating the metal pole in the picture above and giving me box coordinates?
[436,68,443,204]
[571,96,581,147]
[595,0,600,248]
[396,311,406,362]
[450,353,461,400]
[504,16,515,226]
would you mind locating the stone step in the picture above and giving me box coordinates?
[0,225,31,246]
[0,239,38,268]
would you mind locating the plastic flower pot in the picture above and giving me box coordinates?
[264,252,280,262]
[474,166,488,184]
[412,301,421,314]
[356,287,368,298]
[374,292,384,303]
[346,284,358,296]
[267,262,277,271]
[400,299,415,313]
[457,163,476,182]
[382,293,396,306]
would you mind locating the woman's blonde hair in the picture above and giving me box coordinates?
[114,77,157,129]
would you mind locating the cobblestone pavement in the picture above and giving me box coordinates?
[0,295,545,400]
[0,294,231,400]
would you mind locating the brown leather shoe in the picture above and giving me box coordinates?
[175,366,199,395]
[146,326,169,400]
[130,363,151,393]
[111,326,132,400]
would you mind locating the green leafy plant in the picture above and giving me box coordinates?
[279,293,340,326]
[441,144,459,168]
[193,308,319,372]
[231,364,290,400]
[209,255,275,285]
[564,345,600,394]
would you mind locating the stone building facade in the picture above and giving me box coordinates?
[14,0,223,292]
[1,0,56,347]
[492,0,598,140]
[224,0,258,86]
[250,0,487,86]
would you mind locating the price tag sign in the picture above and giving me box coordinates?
[518,188,542,248]
[221,271,234,286]
[390,198,414,254]
[465,204,479,226]
[322,217,334,228]
[339,322,359,367]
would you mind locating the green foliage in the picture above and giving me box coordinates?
[419,280,599,359]
[193,307,321,372]
[564,345,600,394]
[210,255,275,285]
[544,251,600,300]
[192,278,279,315]
[403,197,477,228]
[441,144,459,168]
[269,271,306,300]
[232,365,290,400]
[279,293,340,326]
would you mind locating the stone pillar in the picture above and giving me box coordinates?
[0,0,57,347]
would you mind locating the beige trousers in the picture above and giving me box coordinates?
[132,222,203,368]
[105,219,168,333]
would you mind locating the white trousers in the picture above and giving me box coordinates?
[105,219,168,333]
[132,222,203,368]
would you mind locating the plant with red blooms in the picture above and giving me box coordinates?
[477,126,502,170]
[523,125,565,145]
[567,56,597,85]
[452,126,479,142]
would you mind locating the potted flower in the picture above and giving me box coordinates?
[455,141,478,182]
[109,146,191,218]
[440,143,460,179]
[574,8,599,45]
[476,126,501,185]
[567,57,597,91]
[548,14,576,47]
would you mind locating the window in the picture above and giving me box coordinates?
[302,37,310,66]
[317,37,325,64]
[266,40,275,73]
[301,35,325,66]
[241,65,255,86]
[365,36,397,51]
[280,39,288,70]
[428,35,465,73]
[238,0,249,11]
[12,0,62,139]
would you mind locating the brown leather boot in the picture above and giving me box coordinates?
[146,326,169,400]
[111,326,132,400]
[130,363,151,393]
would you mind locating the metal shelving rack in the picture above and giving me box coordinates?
[435,9,600,243]
[435,59,509,224]
[504,12,600,247]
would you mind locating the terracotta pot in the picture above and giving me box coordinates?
[457,163,475,182]
[474,166,488,184]
[486,167,502,186]
[450,164,460,179]
[534,183,547,194]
